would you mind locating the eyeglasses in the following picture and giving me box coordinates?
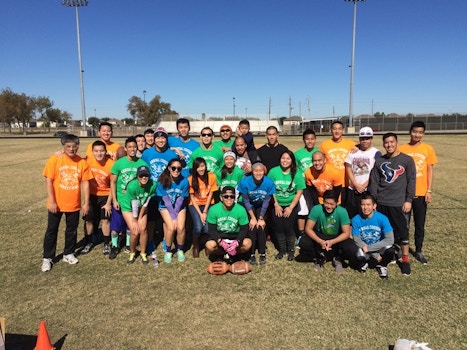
[220,129,231,133]
[138,174,149,178]
[201,133,213,137]
[222,195,235,199]
[170,166,182,172]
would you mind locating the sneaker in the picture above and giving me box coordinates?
[249,255,257,265]
[295,236,302,247]
[414,252,428,265]
[259,254,267,265]
[359,262,368,273]
[332,257,344,274]
[313,261,323,272]
[275,252,285,260]
[124,245,130,253]
[177,250,186,262]
[127,253,136,265]
[81,242,93,254]
[151,252,159,268]
[41,258,53,272]
[287,252,295,261]
[164,252,173,263]
[141,253,149,265]
[109,246,118,260]
[63,253,79,265]
[376,265,388,279]
[401,261,411,276]
[102,243,111,255]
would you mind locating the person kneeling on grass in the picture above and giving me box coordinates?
[298,190,362,274]
[352,192,395,280]
[205,186,252,262]
[121,165,156,265]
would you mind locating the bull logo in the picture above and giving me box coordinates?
[380,162,405,183]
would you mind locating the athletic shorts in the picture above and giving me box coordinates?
[83,194,111,222]
[110,206,128,233]
[376,204,409,244]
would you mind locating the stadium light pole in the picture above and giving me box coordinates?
[62,0,88,134]
[345,0,365,130]
[233,97,236,118]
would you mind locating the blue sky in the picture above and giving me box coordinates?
[2,0,467,121]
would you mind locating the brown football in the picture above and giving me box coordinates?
[229,261,253,275]
[206,261,229,275]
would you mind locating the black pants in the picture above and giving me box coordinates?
[43,210,80,259]
[273,205,299,254]
[247,207,267,254]
[377,205,409,245]
[410,196,427,252]
[299,232,360,263]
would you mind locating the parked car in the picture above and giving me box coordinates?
[53,131,68,137]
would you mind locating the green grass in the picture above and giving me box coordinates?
[0,135,466,349]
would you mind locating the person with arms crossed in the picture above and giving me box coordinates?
[398,121,438,264]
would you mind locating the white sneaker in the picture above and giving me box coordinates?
[41,258,53,272]
[63,253,79,265]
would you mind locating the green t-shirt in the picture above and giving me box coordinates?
[213,139,234,150]
[120,178,156,212]
[207,202,249,238]
[111,157,148,201]
[215,166,244,189]
[268,166,306,206]
[189,146,224,173]
[308,204,350,237]
[294,147,318,172]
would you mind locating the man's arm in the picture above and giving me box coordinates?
[367,231,395,252]
[425,164,434,204]
[110,174,119,210]
[81,180,90,216]
[45,177,57,213]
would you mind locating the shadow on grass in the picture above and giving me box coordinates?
[6,333,67,350]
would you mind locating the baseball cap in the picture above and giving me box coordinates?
[359,126,373,137]
[221,186,236,195]
[223,151,237,160]
[219,124,232,132]
[154,126,168,137]
[137,165,150,177]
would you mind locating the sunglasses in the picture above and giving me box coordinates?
[222,195,235,199]
[201,133,213,137]
[170,166,182,172]
[220,129,231,133]
[360,132,372,137]
[138,174,149,178]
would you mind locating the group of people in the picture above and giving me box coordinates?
[41,119,437,280]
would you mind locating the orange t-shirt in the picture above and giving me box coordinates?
[399,142,438,196]
[43,154,93,212]
[319,138,355,186]
[304,165,342,204]
[86,141,121,159]
[188,172,218,206]
[86,156,114,196]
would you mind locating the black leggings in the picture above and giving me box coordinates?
[248,207,267,254]
[273,205,299,254]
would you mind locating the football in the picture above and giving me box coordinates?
[229,261,253,275]
[206,261,229,275]
[115,146,127,159]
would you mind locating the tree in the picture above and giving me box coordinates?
[35,96,53,132]
[87,117,100,129]
[14,93,35,133]
[127,94,177,126]
[0,88,17,133]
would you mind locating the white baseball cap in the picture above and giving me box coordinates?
[359,126,373,137]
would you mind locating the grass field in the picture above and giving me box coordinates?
[0,135,466,350]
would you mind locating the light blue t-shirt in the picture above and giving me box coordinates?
[238,175,276,208]
[141,147,179,182]
[352,211,393,246]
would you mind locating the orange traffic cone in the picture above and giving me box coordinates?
[35,321,55,350]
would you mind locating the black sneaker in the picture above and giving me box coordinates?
[259,254,267,265]
[127,253,136,265]
[124,245,130,253]
[401,261,411,276]
[275,252,285,260]
[249,255,257,265]
[81,242,93,254]
[376,265,388,279]
[414,252,428,265]
[359,262,369,273]
[287,252,295,261]
[109,246,119,260]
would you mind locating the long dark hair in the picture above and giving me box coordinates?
[158,158,182,189]
[221,155,235,180]
[280,150,298,190]
[191,157,209,194]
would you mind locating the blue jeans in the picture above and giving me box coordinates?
[188,205,208,237]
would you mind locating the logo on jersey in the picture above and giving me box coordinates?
[380,162,405,183]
